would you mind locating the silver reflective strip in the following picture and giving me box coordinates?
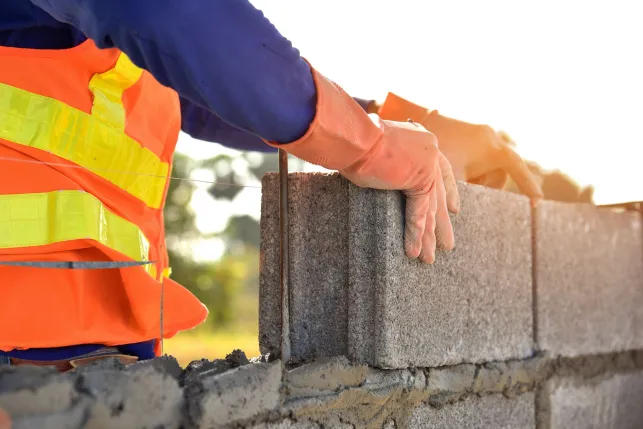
[0,261,155,269]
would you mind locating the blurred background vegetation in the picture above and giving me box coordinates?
[163,149,308,366]
[163,137,593,367]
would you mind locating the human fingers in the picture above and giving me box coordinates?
[404,190,432,259]
[438,151,461,213]
[498,145,543,199]
[434,169,455,251]
[418,186,438,264]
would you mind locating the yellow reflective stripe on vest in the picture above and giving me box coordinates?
[0,190,152,274]
[0,56,168,209]
[88,54,143,131]
[149,265,172,281]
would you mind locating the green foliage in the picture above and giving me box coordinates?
[163,150,280,331]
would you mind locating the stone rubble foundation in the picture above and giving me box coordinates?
[2,350,643,428]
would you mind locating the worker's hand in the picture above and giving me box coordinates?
[421,113,543,200]
[376,93,543,202]
[263,63,460,264]
[340,119,460,263]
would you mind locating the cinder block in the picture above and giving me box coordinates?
[259,173,350,360]
[406,393,535,428]
[541,372,643,429]
[0,366,80,416]
[0,365,89,429]
[535,201,643,356]
[260,173,533,367]
[81,357,185,429]
[184,362,282,429]
[350,182,533,367]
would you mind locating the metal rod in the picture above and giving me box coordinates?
[278,149,291,363]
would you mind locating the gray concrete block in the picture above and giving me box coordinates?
[349,181,533,368]
[8,399,91,429]
[259,173,282,357]
[406,392,535,428]
[535,201,643,357]
[81,358,184,429]
[259,173,350,360]
[260,173,533,367]
[0,366,89,428]
[0,366,80,416]
[185,362,282,429]
[541,372,643,429]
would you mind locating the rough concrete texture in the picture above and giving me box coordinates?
[425,364,476,406]
[406,393,535,429]
[184,361,282,429]
[3,351,643,428]
[540,371,643,429]
[349,181,533,368]
[81,357,184,429]
[0,356,184,429]
[0,365,88,429]
[260,173,533,367]
[284,356,426,428]
[535,201,643,357]
[260,173,350,360]
[258,172,282,357]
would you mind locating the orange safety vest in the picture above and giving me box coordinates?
[0,39,208,354]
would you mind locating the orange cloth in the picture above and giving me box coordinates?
[377,92,435,123]
[0,39,207,352]
[265,62,459,263]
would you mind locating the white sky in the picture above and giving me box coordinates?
[177,0,643,260]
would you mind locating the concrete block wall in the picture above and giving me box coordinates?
[259,172,643,428]
[2,172,643,429]
[3,351,643,428]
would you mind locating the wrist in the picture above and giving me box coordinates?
[263,60,383,171]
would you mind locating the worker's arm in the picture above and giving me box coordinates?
[29,0,318,144]
[28,0,458,262]
[179,96,375,152]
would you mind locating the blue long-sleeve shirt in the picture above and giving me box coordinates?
[2,0,373,152]
[0,0,374,362]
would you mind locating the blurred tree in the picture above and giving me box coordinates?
[164,149,322,331]
[164,153,248,330]
[164,153,199,239]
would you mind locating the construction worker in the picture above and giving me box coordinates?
[0,0,542,370]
